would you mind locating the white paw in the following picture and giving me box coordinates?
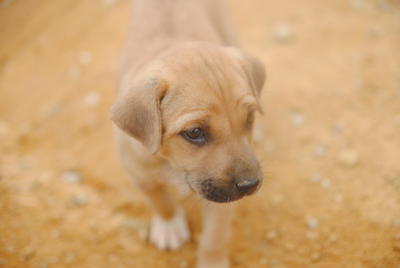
[149,208,190,251]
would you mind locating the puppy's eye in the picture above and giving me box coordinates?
[181,128,207,146]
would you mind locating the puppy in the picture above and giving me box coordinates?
[111,0,265,267]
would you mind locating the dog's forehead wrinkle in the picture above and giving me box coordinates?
[159,47,254,138]
[174,46,235,94]
[201,52,228,95]
[168,110,211,134]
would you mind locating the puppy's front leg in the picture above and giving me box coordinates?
[139,180,190,251]
[197,202,235,268]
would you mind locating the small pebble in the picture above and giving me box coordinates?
[321,178,331,189]
[84,92,100,107]
[62,170,82,183]
[394,234,400,240]
[265,229,278,240]
[37,263,48,268]
[78,51,92,65]
[273,24,296,44]
[309,174,322,183]
[314,145,326,157]
[306,217,319,230]
[338,150,359,167]
[289,111,305,127]
[68,194,88,207]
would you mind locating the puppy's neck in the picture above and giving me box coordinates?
[129,0,222,44]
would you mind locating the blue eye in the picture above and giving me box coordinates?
[181,128,207,146]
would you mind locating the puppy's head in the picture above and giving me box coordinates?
[111,42,265,203]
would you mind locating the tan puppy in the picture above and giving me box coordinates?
[111,0,265,267]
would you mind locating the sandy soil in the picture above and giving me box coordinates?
[1,0,400,267]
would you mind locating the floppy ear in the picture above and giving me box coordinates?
[227,47,266,105]
[243,55,266,98]
[110,77,167,154]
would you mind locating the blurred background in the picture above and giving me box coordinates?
[0,0,399,267]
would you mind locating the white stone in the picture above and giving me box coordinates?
[306,217,319,230]
[62,170,82,183]
[78,51,92,65]
[84,92,100,107]
[273,24,295,44]
[338,149,359,167]
[68,194,88,207]
[290,111,305,127]
[266,229,278,240]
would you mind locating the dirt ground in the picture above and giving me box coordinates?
[1,0,400,267]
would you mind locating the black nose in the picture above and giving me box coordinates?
[235,178,260,195]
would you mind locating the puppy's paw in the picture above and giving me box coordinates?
[149,208,190,251]
[197,258,229,268]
